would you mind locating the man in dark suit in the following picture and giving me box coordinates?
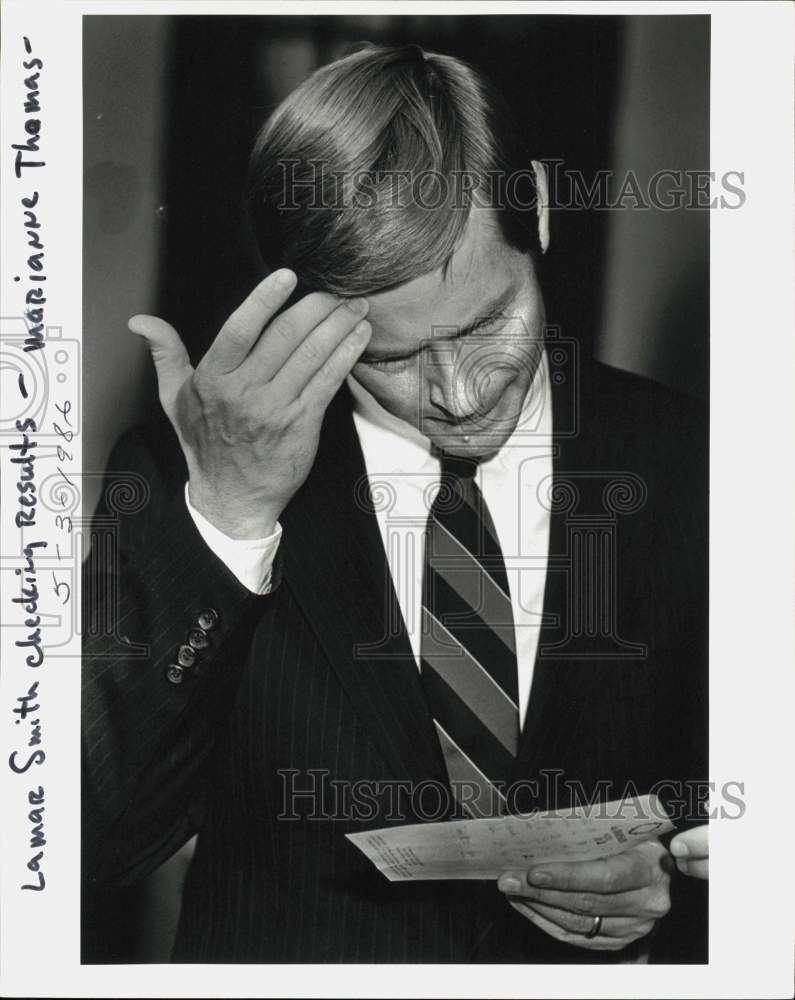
[82,43,708,963]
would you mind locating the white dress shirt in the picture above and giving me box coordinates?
[186,351,553,727]
[184,484,282,594]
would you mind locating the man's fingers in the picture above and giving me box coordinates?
[519,847,655,894]
[248,290,344,380]
[670,825,708,861]
[203,269,298,373]
[497,878,671,920]
[275,299,370,401]
[675,858,709,879]
[506,899,626,951]
[299,320,372,410]
[520,900,655,941]
[128,314,193,414]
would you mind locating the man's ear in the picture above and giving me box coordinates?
[531,160,550,254]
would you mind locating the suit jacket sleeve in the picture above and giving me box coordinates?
[81,422,277,890]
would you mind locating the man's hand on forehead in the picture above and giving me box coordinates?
[129,270,372,539]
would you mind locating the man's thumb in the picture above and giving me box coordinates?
[128,314,193,411]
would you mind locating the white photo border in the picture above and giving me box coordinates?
[1,1,793,997]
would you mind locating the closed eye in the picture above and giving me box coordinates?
[363,313,507,370]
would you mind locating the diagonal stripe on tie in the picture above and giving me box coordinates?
[427,521,516,653]
[427,487,511,595]
[422,663,517,787]
[425,569,518,695]
[433,721,508,818]
[422,608,518,753]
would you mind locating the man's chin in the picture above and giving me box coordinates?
[428,427,512,462]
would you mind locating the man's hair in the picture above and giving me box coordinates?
[246,43,539,296]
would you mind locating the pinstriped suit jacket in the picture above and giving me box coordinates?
[82,358,708,963]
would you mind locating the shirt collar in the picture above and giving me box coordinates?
[348,373,435,475]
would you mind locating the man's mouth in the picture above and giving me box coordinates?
[425,406,502,433]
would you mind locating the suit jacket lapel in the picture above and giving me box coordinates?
[513,353,603,780]
[280,388,449,792]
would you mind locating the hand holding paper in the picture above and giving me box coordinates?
[347,794,675,952]
[498,837,672,951]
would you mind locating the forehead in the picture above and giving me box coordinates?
[365,210,529,348]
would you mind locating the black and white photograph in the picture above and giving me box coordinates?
[1,2,793,997]
[82,9,711,965]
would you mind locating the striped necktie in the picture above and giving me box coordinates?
[420,452,519,818]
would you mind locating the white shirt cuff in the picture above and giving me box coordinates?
[184,482,282,595]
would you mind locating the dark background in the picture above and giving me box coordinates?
[83,13,709,963]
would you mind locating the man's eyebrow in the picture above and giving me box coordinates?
[361,282,519,363]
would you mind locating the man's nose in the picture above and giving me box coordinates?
[426,346,510,419]
[427,365,478,420]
